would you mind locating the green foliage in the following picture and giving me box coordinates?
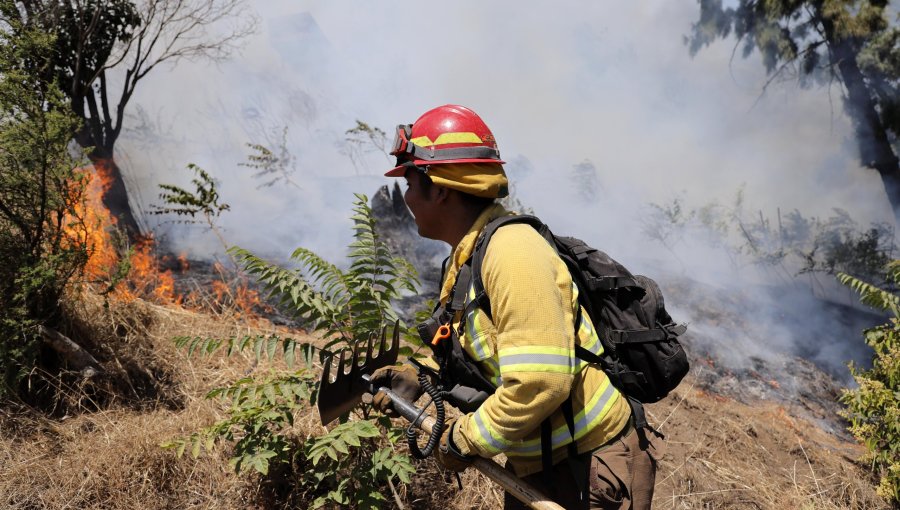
[150,164,230,223]
[687,1,900,208]
[305,418,415,510]
[166,194,420,506]
[0,4,88,395]
[838,264,900,504]
[162,366,317,475]
[230,193,418,351]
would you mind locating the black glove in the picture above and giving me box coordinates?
[370,364,423,417]
[436,416,474,472]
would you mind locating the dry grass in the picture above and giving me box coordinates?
[646,376,886,510]
[0,290,890,509]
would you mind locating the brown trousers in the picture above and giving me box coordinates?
[504,426,662,510]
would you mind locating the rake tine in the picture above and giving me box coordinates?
[336,349,348,381]
[317,321,402,426]
[391,320,400,352]
[378,325,387,357]
[320,350,334,386]
[365,333,374,366]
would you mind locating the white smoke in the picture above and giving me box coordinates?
[116,1,889,379]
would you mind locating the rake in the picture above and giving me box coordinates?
[316,321,564,510]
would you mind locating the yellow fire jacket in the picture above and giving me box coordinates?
[441,204,631,476]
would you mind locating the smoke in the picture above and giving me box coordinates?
[116,2,890,380]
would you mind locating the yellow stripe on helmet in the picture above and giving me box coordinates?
[410,132,483,147]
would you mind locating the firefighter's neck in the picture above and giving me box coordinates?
[437,192,487,251]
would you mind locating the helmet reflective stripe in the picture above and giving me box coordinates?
[410,132,483,147]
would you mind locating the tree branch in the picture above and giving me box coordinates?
[39,325,104,378]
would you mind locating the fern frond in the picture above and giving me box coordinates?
[290,246,349,304]
[174,334,318,368]
[228,246,341,330]
[838,271,900,317]
[887,260,900,285]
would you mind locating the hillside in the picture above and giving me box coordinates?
[0,288,889,509]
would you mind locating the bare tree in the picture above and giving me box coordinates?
[12,0,257,239]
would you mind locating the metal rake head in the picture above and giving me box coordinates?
[317,321,400,425]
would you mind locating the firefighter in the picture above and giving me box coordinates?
[373,104,662,509]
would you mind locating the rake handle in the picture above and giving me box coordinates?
[376,386,565,510]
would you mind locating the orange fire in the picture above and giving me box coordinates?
[68,164,119,281]
[66,164,265,320]
[127,236,179,304]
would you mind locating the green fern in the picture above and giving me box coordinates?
[226,193,418,352]
[165,193,422,505]
[172,334,317,369]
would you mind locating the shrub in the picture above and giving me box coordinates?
[0,5,88,395]
[838,262,900,504]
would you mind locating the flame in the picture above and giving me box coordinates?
[65,163,266,320]
[127,236,178,304]
[64,164,178,305]
[67,165,119,280]
[212,280,229,304]
[234,282,266,317]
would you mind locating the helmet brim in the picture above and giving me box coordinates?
[384,158,505,177]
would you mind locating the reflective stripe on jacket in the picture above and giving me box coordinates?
[446,205,631,476]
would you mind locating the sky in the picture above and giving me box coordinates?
[115,1,892,378]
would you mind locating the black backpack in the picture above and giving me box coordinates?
[471,215,689,407]
[422,215,689,424]
[416,214,689,488]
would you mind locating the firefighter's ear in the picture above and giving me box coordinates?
[433,184,450,203]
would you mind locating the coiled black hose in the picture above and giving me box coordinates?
[407,370,445,459]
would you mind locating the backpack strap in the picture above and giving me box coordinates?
[606,323,687,345]
[447,263,472,314]
[470,215,553,322]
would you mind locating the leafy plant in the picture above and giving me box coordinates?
[230,193,418,351]
[0,6,89,395]
[838,262,900,505]
[150,163,231,256]
[304,418,415,509]
[164,194,420,506]
[240,126,300,190]
[151,164,230,224]
[342,120,390,173]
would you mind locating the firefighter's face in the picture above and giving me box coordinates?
[403,168,442,240]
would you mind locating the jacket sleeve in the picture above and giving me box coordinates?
[453,224,578,457]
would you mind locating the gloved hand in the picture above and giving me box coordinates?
[436,416,474,472]
[370,364,423,417]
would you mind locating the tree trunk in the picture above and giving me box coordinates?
[824,26,900,224]
[88,149,141,241]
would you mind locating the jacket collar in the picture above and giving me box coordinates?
[439,203,512,303]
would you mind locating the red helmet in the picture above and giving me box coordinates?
[385,104,505,176]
